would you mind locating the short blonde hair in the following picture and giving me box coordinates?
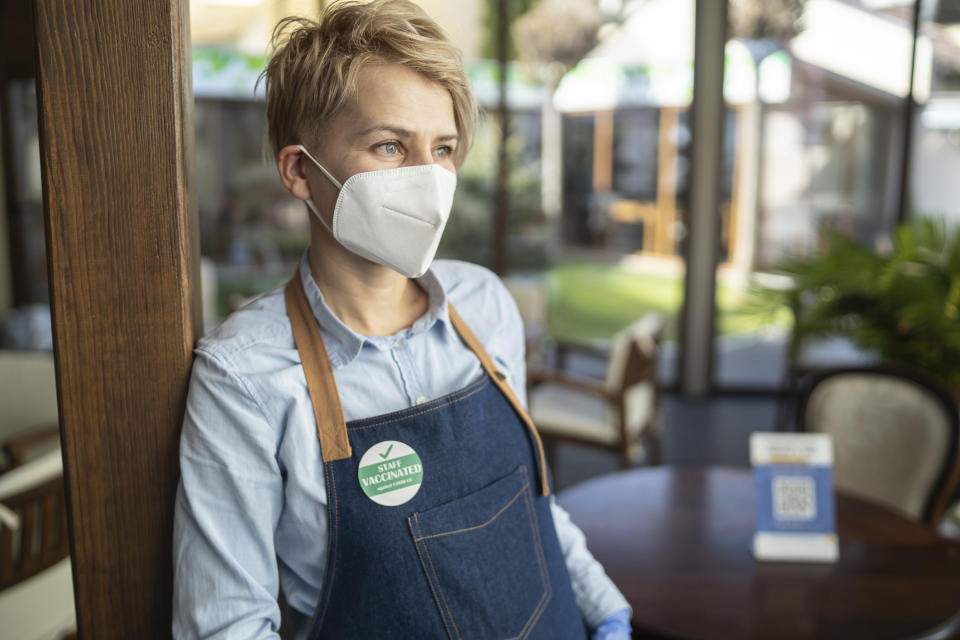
[261,0,477,166]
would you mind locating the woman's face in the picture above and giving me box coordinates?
[302,62,459,225]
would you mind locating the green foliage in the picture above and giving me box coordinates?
[766,219,960,390]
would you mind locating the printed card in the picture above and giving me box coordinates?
[750,432,838,563]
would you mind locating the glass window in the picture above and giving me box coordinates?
[716,0,918,390]
[911,0,960,227]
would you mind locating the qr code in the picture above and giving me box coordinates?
[772,475,816,521]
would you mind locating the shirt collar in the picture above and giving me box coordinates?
[298,252,450,368]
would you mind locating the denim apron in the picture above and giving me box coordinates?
[285,270,587,639]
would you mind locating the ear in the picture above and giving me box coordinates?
[276,145,312,201]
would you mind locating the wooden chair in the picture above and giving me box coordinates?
[796,367,960,526]
[0,447,75,639]
[528,314,666,469]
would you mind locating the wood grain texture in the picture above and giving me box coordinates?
[32,0,201,636]
[559,467,960,640]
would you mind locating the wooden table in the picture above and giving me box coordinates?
[558,467,960,640]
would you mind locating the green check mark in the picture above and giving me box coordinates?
[379,444,394,460]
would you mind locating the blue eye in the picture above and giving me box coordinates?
[379,142,400,155]
[436,146,452,158]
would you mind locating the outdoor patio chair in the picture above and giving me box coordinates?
[796,367,960,526]
[0,446,75,639]
[528,313,666,469]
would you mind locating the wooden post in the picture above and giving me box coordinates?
[591,110,614,192]
[32,0,201,636]
[655,107,679,256]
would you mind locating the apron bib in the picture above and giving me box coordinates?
[284,269,587,639]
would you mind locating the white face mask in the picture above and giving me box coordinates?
[298,144,457,278]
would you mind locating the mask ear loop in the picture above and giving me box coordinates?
[297,144,343,190]
[297,145,341,235]
[304,199,334,236]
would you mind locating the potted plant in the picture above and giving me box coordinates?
[764,218,960,394]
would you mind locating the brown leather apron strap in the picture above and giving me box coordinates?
[284,268,352,463]
[284,267,550,495]
[446,303,551,497]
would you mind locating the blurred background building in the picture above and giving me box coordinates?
[131,0,960,392]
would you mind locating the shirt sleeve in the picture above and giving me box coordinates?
[173,348,285,639]
[491,276,632,630]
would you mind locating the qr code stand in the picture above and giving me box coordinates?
[751,432,838,563]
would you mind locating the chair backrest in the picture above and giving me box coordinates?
[605,313,665,393]
[0,447,70,590]
[797,367,960,524]
[0,351,59,443]
[0,447,75,638]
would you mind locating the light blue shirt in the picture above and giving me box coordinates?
[173,254,631,638]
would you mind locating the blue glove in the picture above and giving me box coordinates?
[591,608,632,640]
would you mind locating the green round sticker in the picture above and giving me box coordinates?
[357,440,423,506]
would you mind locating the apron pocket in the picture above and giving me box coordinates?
[408,465,551,640]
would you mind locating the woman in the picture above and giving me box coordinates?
[173,1,632,638]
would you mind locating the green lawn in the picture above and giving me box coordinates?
[546,263,791,342]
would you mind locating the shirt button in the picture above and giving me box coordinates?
[416,396,429,405]
[393,340,403,350]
